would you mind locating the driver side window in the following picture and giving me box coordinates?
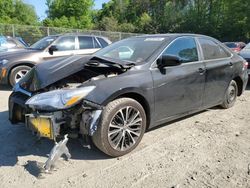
[54,36,76,51]
[163,37,198,63]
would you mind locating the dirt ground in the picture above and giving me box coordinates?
[0,84,250,188]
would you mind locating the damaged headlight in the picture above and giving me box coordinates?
[25,86,96,111]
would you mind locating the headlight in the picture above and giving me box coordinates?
[0,59,9,66]
[25,86,96,111]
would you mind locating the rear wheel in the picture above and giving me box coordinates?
[9,65,31,86]
[221,80,238,109]
[92,98,146,157]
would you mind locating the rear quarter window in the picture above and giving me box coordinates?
[97,37,109,48]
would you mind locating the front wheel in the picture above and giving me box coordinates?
[92,98,146,157]
[221,80,238,109]
[9,65,31,86]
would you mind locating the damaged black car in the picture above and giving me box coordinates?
[9,34,248,157]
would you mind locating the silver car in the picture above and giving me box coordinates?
[0,33,111,86]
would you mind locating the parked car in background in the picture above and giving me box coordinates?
[0,36,27,52]
[0,33,111,86]
[239,42,250,74]
[9,34,248,157]
[224,42,246,53]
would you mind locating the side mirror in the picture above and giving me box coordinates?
[157,55,181,68]
[48,45,58,55]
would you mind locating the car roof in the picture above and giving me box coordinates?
[46,33,111,43]
[133,33,212,39]
[48,33,108,38]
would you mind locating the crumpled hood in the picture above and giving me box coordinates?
[19,55,92,92]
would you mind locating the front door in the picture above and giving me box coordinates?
[151,37,205,123]
[42,36,76,60]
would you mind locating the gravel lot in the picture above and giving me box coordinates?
[0,84,250,188]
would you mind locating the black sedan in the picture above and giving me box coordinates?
[9,34,248,157]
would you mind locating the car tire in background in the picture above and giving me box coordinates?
[9,65,31,87]
[92,98,146,157]
[221,80,238,109]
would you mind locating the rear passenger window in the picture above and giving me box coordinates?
[163,37,198,63]
[78,36,94,49]
[199,38,231,60]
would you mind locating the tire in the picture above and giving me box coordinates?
[221,80,238,109]
[9,65,31,87]
[92,98,147,157]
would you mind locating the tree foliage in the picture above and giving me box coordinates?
[94,0,250,41]
[0,0,38,25]
[43,0,94,29]
[0,0,249,41]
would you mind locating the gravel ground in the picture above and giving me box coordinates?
[0,84,250,188]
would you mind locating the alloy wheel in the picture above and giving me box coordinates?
[108,106,143,151]
[14,69,28,83]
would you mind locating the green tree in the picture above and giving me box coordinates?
[44,0,94,29]
[95,0,250,41]
[0,0,38,25]
[97,16,119,31]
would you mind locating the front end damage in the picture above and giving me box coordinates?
[25,99,103,141]
[9,55,131,140]
[12,96,104,172]
[8,55,133,171]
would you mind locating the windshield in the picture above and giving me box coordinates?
[30,36,58,50]
[95,37,167,63]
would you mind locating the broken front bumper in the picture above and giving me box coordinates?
[9,91,103,140]
[25,113,61,140]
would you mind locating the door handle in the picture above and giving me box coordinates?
[198,68,206,74]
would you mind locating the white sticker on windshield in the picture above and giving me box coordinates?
[46,39,55,42]
[144,38,165,42]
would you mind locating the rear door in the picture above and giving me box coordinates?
[197,37,233,107]
[151,36,206,123]
[74,36,101,55]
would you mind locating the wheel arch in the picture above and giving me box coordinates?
[233,76,243,96]
[7,62,35,83]
[104,91,151,130]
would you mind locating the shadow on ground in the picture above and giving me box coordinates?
[0,110,109,176]
[0,85,12,91]
[246,79,250,90]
